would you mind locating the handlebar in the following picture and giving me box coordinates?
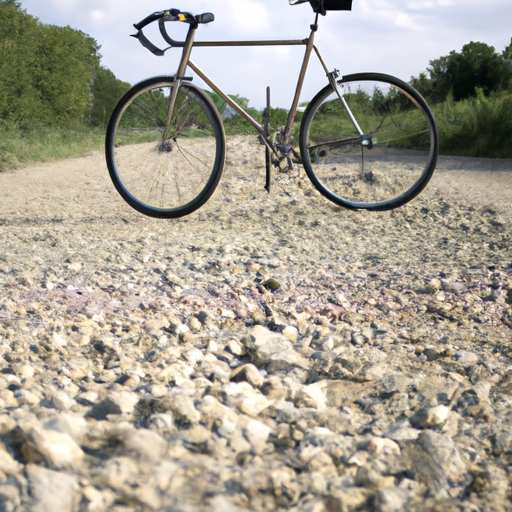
[132,9,214,56]
[133,11,168,31]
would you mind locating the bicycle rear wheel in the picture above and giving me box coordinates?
[106,77,226,218]
[300,73,438,211]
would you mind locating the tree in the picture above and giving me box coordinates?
[0,0,102,128]
[411,41,512,103]
[449,42,511,100]
[30,24,100,126]
[88,66,130,127]
[503,38,512,59]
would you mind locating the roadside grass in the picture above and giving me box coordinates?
[1,90,511,172]
[432,90,512,158]
[0,123,105,172]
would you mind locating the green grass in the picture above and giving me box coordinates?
[1,90,511,172]
[432,90,512,158]
[0,123,105,171]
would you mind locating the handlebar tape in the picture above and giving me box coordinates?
[133,11,167,31]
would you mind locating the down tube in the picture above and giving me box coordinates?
[187,60,264,134]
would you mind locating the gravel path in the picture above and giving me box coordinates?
[0,137,511,512]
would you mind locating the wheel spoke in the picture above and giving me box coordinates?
[301,74,438,211]
[106,80,225,218]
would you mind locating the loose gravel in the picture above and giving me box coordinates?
[0,136,511,512]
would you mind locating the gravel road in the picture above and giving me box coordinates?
[0,136,511,512]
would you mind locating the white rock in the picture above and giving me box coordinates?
[22,426,84,469]
[27,464,79,512]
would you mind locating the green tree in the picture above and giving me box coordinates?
[449,42,511,100]
[88,66,130,127]
[0,0,101,128]
[30,24,100,126]
[503,38,512,59]
[411,41,512,103]
[0,0,39,126]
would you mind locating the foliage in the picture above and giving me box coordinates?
[0,1,100,128]
[0,0,128,130]
[411,41,512,104]
[88,67,131,127]
[0,121,105,171]
[432,90,512,158]
[504,38,512,59]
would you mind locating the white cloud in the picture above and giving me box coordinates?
[90,10,105,23]
[216,0,271,35]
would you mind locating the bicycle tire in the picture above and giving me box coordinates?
[106,77,226,218]
[300,73,439,211]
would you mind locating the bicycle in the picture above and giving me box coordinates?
[105,0,439,218]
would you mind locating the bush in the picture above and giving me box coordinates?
[433,90,512,158]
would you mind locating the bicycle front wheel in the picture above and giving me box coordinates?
[106,77,226,218]
[300,73,438,211]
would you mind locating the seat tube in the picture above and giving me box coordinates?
[281,27,316,143]
[164,23,198,139]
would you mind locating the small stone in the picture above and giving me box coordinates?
[224,381,271,416]
[110,426,168,464]
[230,363,265,388]
[295,381,327,409]
[22,426,84,469]
[368,437,401,455]
[82,486,116,512]
[405,431,466,491]
[148,413,175,435]
[188,316,202,332]
[244,419,272,453]
[183,348,204,365]
[94,456,139,490]
[14,389,41,406]
[374,487,411,512]
[263,278,281,291]
[52,390,76,411]
[455,350,479,366]
[19,364,35,379]
[27,464,79,512]
[43,414,88,445]
[410,405,450,429]
[227,339,245,356]
[150,385,168,399]
[441,279,467,293]
[282,326,298,343]
[89,391,139,420]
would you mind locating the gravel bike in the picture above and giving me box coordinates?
[105,0,439,218]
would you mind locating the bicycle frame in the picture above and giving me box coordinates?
[170,13,334,146]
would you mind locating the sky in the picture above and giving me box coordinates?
[19,0,512,109]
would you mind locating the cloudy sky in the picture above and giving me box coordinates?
[20,0,512,109]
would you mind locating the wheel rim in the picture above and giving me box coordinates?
[111,82,223,214]
[303,76,437,210]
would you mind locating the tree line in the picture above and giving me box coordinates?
[0,0,130,130]
[1,0,511,139]
[411,39,512,104]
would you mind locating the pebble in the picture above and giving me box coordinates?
[26,464,79,512]
[21,426,84,470]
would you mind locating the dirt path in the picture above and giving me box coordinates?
[0,141,511,512]
[1,148,511,221]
